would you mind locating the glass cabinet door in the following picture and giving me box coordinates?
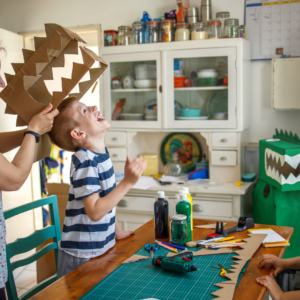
[163,47,237,129]
[103,51,162,129]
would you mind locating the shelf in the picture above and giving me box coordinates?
[174,86,228,91]
[111,88,156,92]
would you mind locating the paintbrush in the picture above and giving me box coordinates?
[186,236,235,247]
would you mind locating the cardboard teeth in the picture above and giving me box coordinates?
[0,23,108,161]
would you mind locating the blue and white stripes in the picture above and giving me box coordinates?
[60,147,116,258]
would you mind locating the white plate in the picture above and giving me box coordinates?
[176,116,209,120]
[134,80,157,89]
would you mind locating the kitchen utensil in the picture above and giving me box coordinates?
[180,108,201,118]
[133,79,156,88]
[135,64,156,80]
[207,91,228,119]
[197,69,218,86]
[174,77,186,88]
[176,116,208,120]
[213,112,228,120]
[200,0,212,23]
[122,74,134,89]
[187,7,199,25]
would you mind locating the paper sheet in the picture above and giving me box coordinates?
[131,176,159,190]
[249,229,286,244]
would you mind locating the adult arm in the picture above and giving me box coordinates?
[0,129,26,154]
[83,156,147,222]
[0,104,59,191]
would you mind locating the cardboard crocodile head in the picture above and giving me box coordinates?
[260,129,300,192]
[0,23,107,161]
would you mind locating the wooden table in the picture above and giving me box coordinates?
[31,219,293,300]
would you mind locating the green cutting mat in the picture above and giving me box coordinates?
[80,245,238,300]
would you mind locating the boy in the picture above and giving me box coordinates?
[49,97,147,278]
[257,254,300,300]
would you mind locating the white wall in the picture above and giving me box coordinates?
[1,0,300,142]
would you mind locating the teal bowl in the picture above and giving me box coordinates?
[180,109,201,118]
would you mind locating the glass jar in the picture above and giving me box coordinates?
[164,153,183,176]
[175,23,190,41]
[145,21,159,43]
[224,18,239,38]
[216,11,230,37]
[118,26,131,45]
[131,22,145,44]
[191,22,208,40]
[104,30,118,46]
[207,20,222,39]
[161,20,175,42]
[170,214,188,246]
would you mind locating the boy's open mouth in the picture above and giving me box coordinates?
[96,111,105,122]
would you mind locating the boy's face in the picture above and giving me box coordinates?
[67,101,110,138]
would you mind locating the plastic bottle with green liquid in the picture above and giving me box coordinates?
[176,193,192,242]
[179,187,193,232]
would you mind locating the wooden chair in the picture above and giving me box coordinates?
[4,196,61,300]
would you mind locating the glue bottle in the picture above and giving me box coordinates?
[179,187,193,232]
[176,193,192,242]
[154,191,169,239]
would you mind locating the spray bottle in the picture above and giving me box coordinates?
[176,192,192,242]
[179,187,193,232]
[154,191,169,239]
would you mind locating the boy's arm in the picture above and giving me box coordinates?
[83,156,147,222]
[0,129,26,154]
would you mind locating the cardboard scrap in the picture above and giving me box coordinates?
[0,23,108,161]
[122,255,150,264]
[211,233,267,300]
[194,223,227,229]
[167,248,233,258]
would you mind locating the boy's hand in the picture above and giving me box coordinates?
[256,275,284,300]
[259,254,286,276]
[123,156,147,185]
[28,104,59,135]
[115,220,134,241]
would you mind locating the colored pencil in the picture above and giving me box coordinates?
[155,240,178,253]
[161,241,187,251]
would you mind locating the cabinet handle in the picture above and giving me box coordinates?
[159,85,162,93]
[193,204,203,213]
[220,156,227,161]
[117,200,129,207]
[221,139,228,143]
[112,154,118,157]
[112,137,118,141]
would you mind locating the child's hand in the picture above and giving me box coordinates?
[123,156,147,185]
[259,254,286,276]
[256,275,284,300]
[115,221,134,241]
[28,104,59,135]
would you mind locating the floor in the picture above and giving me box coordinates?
[13,262,37,297]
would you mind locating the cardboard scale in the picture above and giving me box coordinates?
[0,23,108,161]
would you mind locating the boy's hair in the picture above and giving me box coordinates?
[49,97,79,152]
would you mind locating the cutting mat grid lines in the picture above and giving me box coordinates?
[80,246,236,300]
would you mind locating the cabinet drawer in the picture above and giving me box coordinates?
[108,148,127,161]
[193,200,232,218]
[212,133,237,148]
[105,131,127,146]
[211,151,237,166]
[116,196,155,213]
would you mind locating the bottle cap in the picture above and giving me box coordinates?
[157,191,165,199]
[170,214,187,220]
[180,187,189,193]
[179,193,189,202]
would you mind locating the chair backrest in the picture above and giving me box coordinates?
[4,196,61,300]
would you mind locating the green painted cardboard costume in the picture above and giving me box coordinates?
[253,129,300,258]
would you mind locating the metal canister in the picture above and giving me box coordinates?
[199,0,212,23]
[187,7,199,25]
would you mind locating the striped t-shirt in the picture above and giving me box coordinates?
[60,147,116,259]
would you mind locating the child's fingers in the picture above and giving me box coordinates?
[125,156,130,168]
[39,103,53,115]
[49,108,59,118]
[259,256,275,268]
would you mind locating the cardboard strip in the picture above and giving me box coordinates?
[122,255,150,264]
[212,283,235,299]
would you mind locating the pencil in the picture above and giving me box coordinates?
[161,242,187,251]
[155,240,178,253]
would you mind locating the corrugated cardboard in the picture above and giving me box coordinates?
[36,182,70,283]
[0,24,108,161]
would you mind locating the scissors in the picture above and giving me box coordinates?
[144,244,160,259]
[211,263,232,277]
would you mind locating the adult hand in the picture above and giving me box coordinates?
[123,156,147,185]
[256,275,284,300]
[27,104,59,135]
[259,254,286,276]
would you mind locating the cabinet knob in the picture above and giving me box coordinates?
[112,137,118,141]
[117,200,129,207]
[159,85,162,93]
[112,154,118,157]
[193,204,203,213]
[221,139,228,143]
[220,156,227,161]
